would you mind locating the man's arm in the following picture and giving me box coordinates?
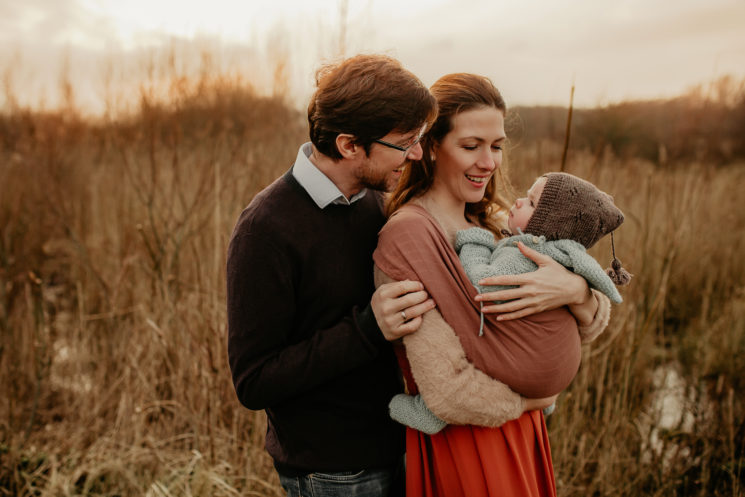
[227,222,381,410]
[227,213,434,411]
[370,279,435,341]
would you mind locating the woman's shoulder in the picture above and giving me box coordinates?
[388,203,431,221]
[374,203,446,279]
[382,203,438,233]
[376,203,450,257]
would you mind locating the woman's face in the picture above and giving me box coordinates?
[431,106,505,206]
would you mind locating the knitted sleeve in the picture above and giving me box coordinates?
[546,239,623,303]
[388,393,447,434]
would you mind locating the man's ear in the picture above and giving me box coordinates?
[336,134,362,160]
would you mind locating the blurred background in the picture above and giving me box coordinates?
[1,1,744,495]
[3,0,745,111]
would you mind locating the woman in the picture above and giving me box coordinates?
[373,74,610,496]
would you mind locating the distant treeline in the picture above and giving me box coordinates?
[2,74,743,168]
[511,75,745,166]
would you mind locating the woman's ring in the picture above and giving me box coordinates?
[401,310,407,322]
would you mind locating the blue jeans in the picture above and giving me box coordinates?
[278,464,403,497]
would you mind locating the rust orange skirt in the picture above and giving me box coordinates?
[405,412,556,497]
[397,346,557,497]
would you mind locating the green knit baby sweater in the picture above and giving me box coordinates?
[456,227,622,304]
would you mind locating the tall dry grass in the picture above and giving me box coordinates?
[1,68,744,496]
[1,71,305,495]
[510,139,745,496]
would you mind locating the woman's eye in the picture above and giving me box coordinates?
[492,145,502,151]
[463,145,477,151]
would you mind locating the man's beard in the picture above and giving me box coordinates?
[356,160,407,193]
[360,175,391,192]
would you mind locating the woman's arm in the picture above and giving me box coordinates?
[578,289,611,343]
[403,307,524,426]
[376,267,553,427]
[405,306,559,426]
[567,284,599,326]
[477,241,600,322]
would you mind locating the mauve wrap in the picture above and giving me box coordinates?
[373,204,581,398]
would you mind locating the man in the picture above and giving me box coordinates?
[227,54,437,496]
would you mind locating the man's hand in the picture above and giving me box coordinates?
[475,241,588,320]
[371,280,435,341]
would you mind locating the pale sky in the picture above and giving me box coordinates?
[1,0,744,113]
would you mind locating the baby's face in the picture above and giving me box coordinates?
[508,176,547,233]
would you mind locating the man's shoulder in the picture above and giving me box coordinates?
[232,172,302,233]
[251,170,300,205]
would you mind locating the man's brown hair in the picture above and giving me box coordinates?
[308,54,437,160]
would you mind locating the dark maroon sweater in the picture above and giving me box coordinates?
[227,169,404,474]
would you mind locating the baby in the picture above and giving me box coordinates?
[390,172,631,434]
[460,172,630,315]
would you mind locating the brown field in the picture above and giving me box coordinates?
[1,68,744,496]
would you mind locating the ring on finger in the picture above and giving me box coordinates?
[401,310,407,322]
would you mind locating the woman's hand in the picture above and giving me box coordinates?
[475,241,591,320]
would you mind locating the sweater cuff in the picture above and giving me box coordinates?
[578,289,611,343]
[356,303,387,349]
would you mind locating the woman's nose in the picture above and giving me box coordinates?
[515,198,523,208]
[477,152,496,170]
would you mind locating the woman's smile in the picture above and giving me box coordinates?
[465,173,491,186]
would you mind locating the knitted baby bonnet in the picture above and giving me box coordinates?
[524,172,631,285]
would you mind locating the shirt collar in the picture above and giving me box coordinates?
[292,142,367,208]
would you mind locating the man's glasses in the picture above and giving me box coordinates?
[373,124,427,156]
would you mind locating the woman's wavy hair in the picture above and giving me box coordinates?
[386,73,514,235]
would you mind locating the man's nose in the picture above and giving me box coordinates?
[406,142,423,161]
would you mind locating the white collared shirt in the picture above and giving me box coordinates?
[292,142,367,208]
